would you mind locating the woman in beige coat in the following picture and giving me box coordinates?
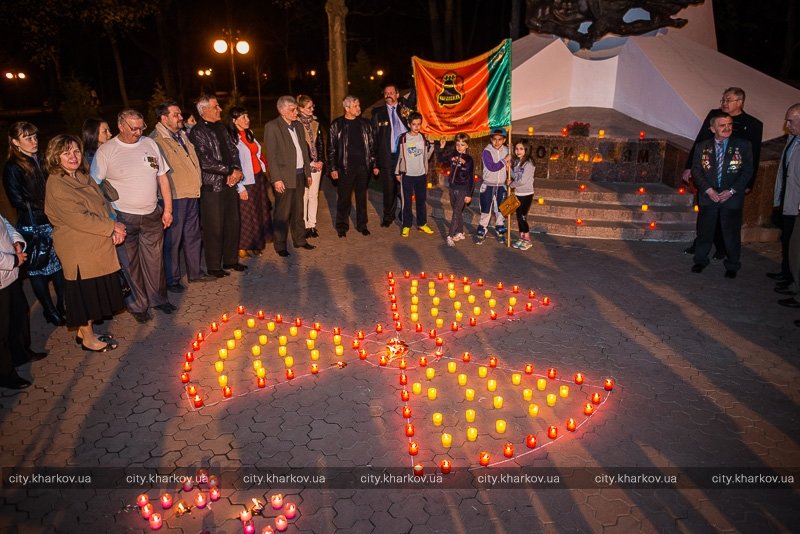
[44,135,126,352]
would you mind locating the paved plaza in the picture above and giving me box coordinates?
[1,186,798,533]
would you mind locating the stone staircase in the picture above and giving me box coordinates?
[428,179,697,242]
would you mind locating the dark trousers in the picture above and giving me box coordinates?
[692,199,726,256]
[163,197,203,285]
[29,271,64,315]
[380,153,400,223]
[116,208,168,313]
[336,166,369,232]
[200,188,240,271]
[400,174,428,227]
[694,203,743,272]
[780,214,796,280]
[273,171,308,252]
[448,188,468,237]
[0,278,32,375]
[515,194,534,234]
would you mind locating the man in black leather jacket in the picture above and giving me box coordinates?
[188,95,245,277]
[328,95,376,237]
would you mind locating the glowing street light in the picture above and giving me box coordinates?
[4,72,26,80]
[214,31,249,98]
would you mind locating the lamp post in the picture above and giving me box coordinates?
[213,30,249,100]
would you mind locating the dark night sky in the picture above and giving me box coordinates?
[0,0,794,118]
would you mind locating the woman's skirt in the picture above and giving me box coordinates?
[64,269,125,328]
[239,172,273,250]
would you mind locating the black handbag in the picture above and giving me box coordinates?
[19,203,52,271]
[117,270,132,299]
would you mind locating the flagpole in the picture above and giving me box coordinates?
[507,126,513,248]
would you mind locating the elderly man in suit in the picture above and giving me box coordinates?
[691,109,753,279]
[264,95,316,257]
[774,103,800,308]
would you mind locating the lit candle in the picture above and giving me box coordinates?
[234,329,243,340]
[598,129,605,138]
[495,420,506,433]
[252,345,261,356]
[257,377,266,388]
[469,317,477,326]
[441,433,452,447]
[304,338,316,350]
[193,394,203,408]
[242,520,255,534]
[547,368,557,379]
[457,374,467,386]
[440,459,452,474]
[479,451,491,466]
[160,494,172,509]
[285,369,295,380]
[604,378,614,391]
[218,374,228,387]
[148,512,162,530]
[427,387,437,400]
[559,385,569,398]
[223,386,232,398]
[375,323,383,333]
[528,126,534,135]
[257,310,265,319]
[247,318,256,328]
[641,203,649,212]
[209,487,221,501]
[310,349,319,360]
[487,379,497,392]
[185,352,194,363]
[478,366,488,378]
[400,390,410,402]
[141,502,154,519]
[226,339,236,350]
[412,382,422,395]
[538,197,545,205]
[335,345,344,356]
[574,373,584,385]
[528,403,539,417]
[467,427,478,441]
[493,395,503,409]
[432,412,443,426]
[289,326,298,337]
[279,335,288,346]
[509,296,517,306]
[270,494,283,509]
[526,435,537,448]
[561,127,568,137]
[503,443,514,458]
[311,363,319,374]
[425,368,435,381]
[447,361,457,373]
[276,314,284,323]
[259,334,268,345]
[592,392,601,404]
[402,406,411,418]
[194,491,207,508]
[137,494,149,508]
[523,388,533,401]
[182,361,192,372]
[639,130,646,140]
[488,356,498,368]
[465,388,475,401]
[210,322,219,332]
[267,321,276,332]
[419,355,428,367]
[284,502,297,519]
[548,425,558,439]
[584,403,594,415]
[180,372,190,384]
[465,409,476,422]
[511,373,521,386]
[408,442,419,455]
[567,418,577,431]
[461,351,471,362]
[405,423,415,437]
[546,393,557,406]
[241,508,253,521]
[542,296,550,306]
[413,464,424,477]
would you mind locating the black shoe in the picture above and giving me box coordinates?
[683,245,696,255]
[691,264,706,273]
[359,228,371,236]
[132,311,152,323]
[189,273,216,283]
[380,221,392,228]
[724,270,737,279]
[0,370,31,390]
[795,320,800,328]
[767,272,787,281]
[337,231,347,238]
[309,228,319,238]
[43,308,66,326]
[296,243,315,250]
[277,250,290,257]
[153,303,177,314]
[167,283,186,293]
[223,263,248,272]
[778,298,800,308]
[775,281,792,290]
[775,287,797,295]
[81,340,119,352]
[207,270,229,278]
[713,251,726,260]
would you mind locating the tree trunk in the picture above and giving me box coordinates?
[326,0,348,120]
[780,0,797,79]
[428,0,444,60]
[510,0,522,39]
[109,31,130,108]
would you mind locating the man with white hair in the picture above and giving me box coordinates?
[263,95,316,257]
[188,95,245,276]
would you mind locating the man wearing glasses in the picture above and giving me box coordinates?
[682,87,763,257]
[92,109,175,324]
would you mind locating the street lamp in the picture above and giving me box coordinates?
[213,30,249,99]
[4,72,26,80]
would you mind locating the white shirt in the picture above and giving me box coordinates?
[92,136,170,215]
[287,125,304,170]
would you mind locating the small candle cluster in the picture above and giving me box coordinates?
[135,470,222,530]
[238,496,297,532]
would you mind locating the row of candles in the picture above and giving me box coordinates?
[551,126,647,140]
[136,488,297,532]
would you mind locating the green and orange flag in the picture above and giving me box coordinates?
[412,39,511,139]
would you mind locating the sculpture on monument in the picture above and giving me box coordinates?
[526,0,704,49]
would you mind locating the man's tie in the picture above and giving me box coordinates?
[390,106,404,153]
[716,141,725,189]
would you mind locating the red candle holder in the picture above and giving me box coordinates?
[434,348,443,358]
[257,377,266,388]
[507,306,515,316]
[462,276,469,284]
[210,322,219,332]
[388,286,395,295]
[184,352,194,362]
[221,313,229,322]
[579,183,587,191]
[419,271,427,279]
[403,270,411,278]
[584,403,594,415]
[547,368,557,379]
[392,312,400,321]
[395,321,402,331]
[525,302,533,312]
[479,452,490,466]
[526,435,537,448]
[469,317,477,326]
[547,426,558,439]
[604,378,614,391]
[149,512,162,530]
[137,494,149,508]
[402,406,411,418]
[413,464,424,477]
[435,337,444,347]
[284,502,297,520]
[437,272,444,280]
[405,423,415,437]
[275,314,283,323]
[639,130,646,140]
[194,491,207,508]
[257,310,265,319]
[451,322,459,331]
[237,305,245,315]
[542,297,551,306]
[387,271,394,279]
[275,515,288,532]
[678,187,686,195]
[528,290,536,298]
[561,127,568,137]
[141,503,154,519]
[180,373,190,384]
[378,355,387,366]
[294,317,302,327]
[476,278,484,286]
[399,373,408,385]
[196,332,204,342]
[209,487,221,501]
[359,349,368,360]
[649,221,657,229]
[524,363,533,375]
[270,494,283,510]
[352,340,360,349]
[311,364,319,374]
[439,459,452,474]
[574,373,584,385]
[400,390,410,402]
[488,356,498,368]
[576,218,583,225]
[399,359,407,370]
[428,329,436,339]
[503,443,514,458]
[357,330,365,340]
[191,341,200,351]
[187,385,197,396]
[591,392,601,404]
[182,361,192,373]
[489,311,498,320]
[566,418,577,432]
[418,356,428,367]
[375,324,383,334]
[496,282,504,290]
[223,386,232,398]
[415,323,423,332]
[638,186,646,194]
[408,442,419,455]
[285,369,295,380]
